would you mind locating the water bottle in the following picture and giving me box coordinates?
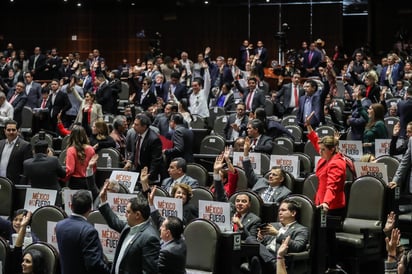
[25,225,31,238]
[24,225,33,247]
[107,156,112,168]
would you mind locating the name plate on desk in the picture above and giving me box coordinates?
[339,140,362,160]
[233,152,262,175]
[199,200,231,231]
[270,155,299,178]
[107,193,136,221]
[354,162,388,183]
[153,196,183,220]
[109,170,139,193]
[24,188,57,212]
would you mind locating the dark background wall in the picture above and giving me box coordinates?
[0,0,409,68]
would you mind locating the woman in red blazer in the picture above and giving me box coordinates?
[306,113,347,273]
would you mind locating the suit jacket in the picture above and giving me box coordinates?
[158,238,187,274]
[275,83,304,114]
[129,128,164,182]
[162,82,187,102]
[0,137,32,184]
[302,50,322,76]
[397,97,412,138]
[254,47,268,66]
[74,102,103,126]
[96,83,116,114]
[47,90,72,120]
[164,125,194,163]
[152,114,172,138]
[213,91,235,112]
[23,153,65,190]
[252,134,273,155]
[56,215,110,274]
[390,135,408,156]
[393,137,412,193]
[241,87,266,112]
[134,89,157,111]
[233,211,261,240]
[243,158,291,204]
[28,54,47,73]
[7,90,27,126]
[161,175,199,194]
[297,92,324,129]
[99,203,160,274]
[348,98,371,140]
[25,81,42,109]
[224,113,248,140]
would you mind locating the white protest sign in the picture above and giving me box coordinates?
[47,221,58,250]
[233,152,262,175]
[62,189,93,215]
[153,196,183,220]
[374,139,391,158]
[339,140,363,160]
[95,223,120,262]
[354,162,388,183]
[107,193,136,221]
[270,155,300,178]
[24,188,57,212]
[109,170,139,193]
[199,200,231,232]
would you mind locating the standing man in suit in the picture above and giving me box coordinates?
[28,46,47,80]
[129,77,157,111]
[162,72,187,103]
[56,190,110,274]
[397,86,412,138]
[164,113,194,164]
[245,198,309,274]
[302,43,322,77]
[225,102,249,141]
[243,136,291,204]
[6,82,27,128]
[246,119,273,154]
[23,72,42,109]
[237,77,265,113]
[239,40,253,70]
[99,183,161,274]
[46,79,72,133]
[297,79,324,130]
[95,74,117,115]
[161,157,198,194]
[124,113,164,182]
[158,216,187,274]
[254,41,268,80]
[0,120,32,184]
[275,73,304,116]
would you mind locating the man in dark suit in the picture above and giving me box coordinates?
[162,72,187,103]
[158,216,187,274]
[275,73,304,116]
[302,43,322,77]
[231,192,262,240]
[0,120,32,184]
[245,198,309,274]
[56,190,110,274]
[242,136,291,204]
[225,102,249,141]
[236,77,265,113]
[132,77,157,111]
[397,86,412,138]
[95,74,117,114]
[161,157,198,194]
[124,113,164,182]
[99,183,161,274]
[23,140,65,191]
[254,40,268,80]
[152,102,178,139]
[46,79,72,132]
[28,46,47,80]
[164,113,194,164]
[23,72,42,109]
[246,119,273,155]
[297,79,324,130]
[6,81,27,127]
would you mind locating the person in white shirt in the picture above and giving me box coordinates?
[0,91,13,131]
[188,64,210,119]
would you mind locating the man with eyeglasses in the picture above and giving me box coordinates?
[4,82,27,128]
[224,102,249,141]
[0,120,32,184]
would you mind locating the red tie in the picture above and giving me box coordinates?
[233,213,241,232]
[134,135,142,166]
[294,86,299,108]
[309,52,313,63]
[246,91,253,111]
[41,99,47,109]
[9,93,18,104]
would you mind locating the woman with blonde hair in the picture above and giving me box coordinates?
[364,70,381,103]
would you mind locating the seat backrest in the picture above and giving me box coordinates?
[286,194,315,244]
[315,125,336,138]
[260,153,270,175]
[97,148,121,168]
[213,115,229,138]
[30,133,53,148]
[304,141,320,163]
[384,116,400,138]
[87,210,108,225]
[186,163,209,187]
[189,186,214,208]
[20,106,33,132]
[58,149,67,166]
[31,205,67,242]
[154,187,169,197]
[119,81,130,100]
[0,177,14,218]
[190,115,207,129]
[293,152,312,177]
[273,137,294,155]
[199,135,225,155]
[285,125,303,142]
[184,218,221,272]
[376,155,399,182]
[264,170,295,193]
[191,129,211,154]
[60,135,71,151]
[229,190,263,217]
[0,237,9,274]
[118,183,130,193]
[301,173,318,203]
[208,107,226,130]
[24,241,59,274]
[343,176,387,234]
[281,115,298,126]
[235,166,248,191]
[264,99,274,116]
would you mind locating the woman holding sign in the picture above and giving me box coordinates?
[306,112,347,273]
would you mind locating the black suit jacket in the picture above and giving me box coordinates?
[276,83,304,114]
[162,82,187,102]
[99,203,160,274]
[242,89,266,112]
[23,153,66,190]
[96,83,116,114]
[252,134,273,154]
[7,90,27,126]
[129,128,164,181]
[0,137,32,184]
[158,238,187,274]
[164,125,194,163]
[56,215,110,274]
[25,81,42,109]
[224,113,249,140]
[397,97,412,138]
[134,89,157,111]
[297,92,324,129]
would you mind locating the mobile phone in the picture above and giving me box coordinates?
[257,223,269,229]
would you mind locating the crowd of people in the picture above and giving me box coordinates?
[0,37,412,274]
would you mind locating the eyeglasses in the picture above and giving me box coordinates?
[142,83,148,86]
